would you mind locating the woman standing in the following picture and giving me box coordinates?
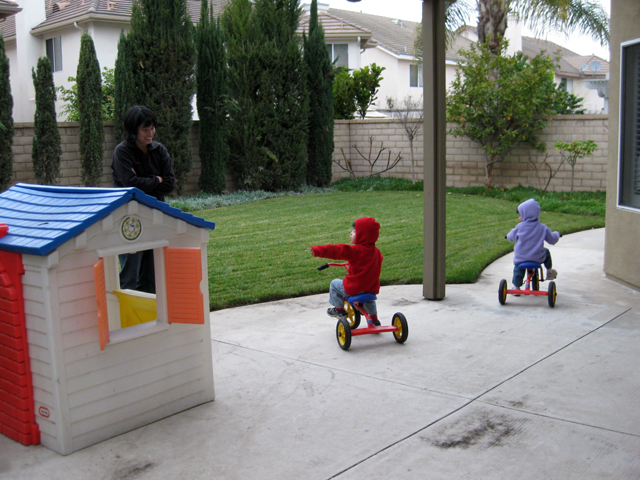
[111,105,175,293]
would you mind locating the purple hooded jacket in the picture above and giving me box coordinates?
[506,199,560,264]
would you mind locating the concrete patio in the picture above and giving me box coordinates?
[1,228,639,479]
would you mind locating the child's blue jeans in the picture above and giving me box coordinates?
[512,248,552,288]
[329,278,377,315]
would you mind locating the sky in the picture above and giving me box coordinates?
[318,0,611,60]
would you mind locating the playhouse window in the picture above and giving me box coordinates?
[94,246,205,350]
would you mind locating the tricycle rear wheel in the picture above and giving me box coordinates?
[343,301,361,329]
[498,279,507,305]
[548,281,557,308]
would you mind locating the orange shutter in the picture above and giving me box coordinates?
[93,259,110,350]
[164,247,204,325]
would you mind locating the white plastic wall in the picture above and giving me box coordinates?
[24,201,214,455]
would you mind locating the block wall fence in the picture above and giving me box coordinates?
[10,115,608,195]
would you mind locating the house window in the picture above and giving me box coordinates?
[94,242,204,350]
[618,38,640,210]
[410,64,423,88]
[559,78,573,93]
[46,36,62,72]
[327,43,348,68]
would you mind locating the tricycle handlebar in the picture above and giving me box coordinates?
[317,262,349,271]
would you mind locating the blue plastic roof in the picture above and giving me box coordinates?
[0,184,216,256]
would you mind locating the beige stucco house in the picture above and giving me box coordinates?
[604,0,640,290]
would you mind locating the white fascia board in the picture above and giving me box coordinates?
[30,14,129,36]
[375,45,417,61]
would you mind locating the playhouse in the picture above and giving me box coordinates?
[0,184,216,455]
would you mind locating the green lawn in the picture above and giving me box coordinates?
[193,190,604,311]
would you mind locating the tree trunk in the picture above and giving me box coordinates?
[477,0,509,55]
[409,138,415,184]
[485,152,496,188]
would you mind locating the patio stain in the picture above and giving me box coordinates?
[425,410,528,450]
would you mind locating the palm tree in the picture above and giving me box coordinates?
[415,0,609,57]
[477,0,607,55]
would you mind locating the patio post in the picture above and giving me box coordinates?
[422,0,447,300]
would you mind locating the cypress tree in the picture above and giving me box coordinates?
[129,0,196,194]
[77,32,104,186]
[196,1,228,193]
[0,35,14,191]
[250,0,309,191]
[221,0,261,190]
[303,0,334,187]
[114,31,142,142]
[32,57,61,185]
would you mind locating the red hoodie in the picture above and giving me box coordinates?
[311,217,383,295]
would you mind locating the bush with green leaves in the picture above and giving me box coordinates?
[353,63,385,119]
[333,63,385,120]
[552,85,586,115]
[57,67,115,122]
[333,70,356,119]
[555,139,598,192]
[32,57,61,185]
[447,41,570,188]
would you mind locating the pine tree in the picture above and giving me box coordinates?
[196,1,228,193]
[77,32,104,186]
[129,0,196,194]
[303,0,334,187]
[0,35,14,190]
[32,57,61,185]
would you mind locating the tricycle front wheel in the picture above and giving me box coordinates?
[392,312,408,344]
[531,270,540,291]
[336,318,352,350]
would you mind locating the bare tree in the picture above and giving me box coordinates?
[387,96,423,183]
[335,136,403,179]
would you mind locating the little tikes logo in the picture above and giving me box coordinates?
[38,406,50,418]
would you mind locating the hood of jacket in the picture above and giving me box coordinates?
[354,217,380,246]
[518,199,541,223]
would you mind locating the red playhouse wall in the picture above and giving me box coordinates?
[0,246,40,446]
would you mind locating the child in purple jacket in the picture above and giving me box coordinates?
[506,198,561,289]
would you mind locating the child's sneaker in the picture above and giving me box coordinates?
[513,284,521,296]
[547,268,558,280]
[327,307,347,319]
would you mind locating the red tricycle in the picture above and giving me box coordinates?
[318,262,408,350]
[498,261,557,308]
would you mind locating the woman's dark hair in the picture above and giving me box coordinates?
[123,105,156,143]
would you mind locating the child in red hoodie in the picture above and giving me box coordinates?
[311,217,383,325]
